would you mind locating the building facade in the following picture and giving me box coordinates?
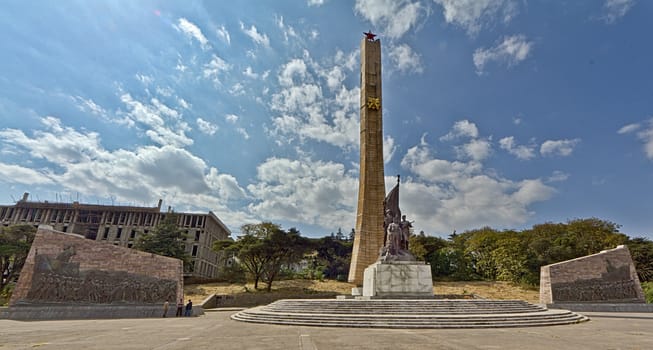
[0,193,230,280]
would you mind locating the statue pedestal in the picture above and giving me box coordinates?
[362,261,433,298]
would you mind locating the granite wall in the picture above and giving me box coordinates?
[10,225,183,306]
[540,245,644,304]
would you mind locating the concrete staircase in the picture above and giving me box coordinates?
[231,299,588,328]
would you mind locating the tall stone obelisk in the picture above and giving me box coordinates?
[348,32,385,285]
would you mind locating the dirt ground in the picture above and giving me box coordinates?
[184,279,539,307]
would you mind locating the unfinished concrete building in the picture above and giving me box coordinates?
[0,193,230,280]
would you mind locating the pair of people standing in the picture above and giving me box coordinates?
[175,299,193,317]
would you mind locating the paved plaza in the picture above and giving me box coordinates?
[1,310,652,349]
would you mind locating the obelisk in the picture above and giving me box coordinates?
[348,32,385,285]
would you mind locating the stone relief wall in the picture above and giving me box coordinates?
[540,245,645,304]
[10,226,182,305]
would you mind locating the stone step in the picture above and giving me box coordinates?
[261,299,545,314]
[230,299,588,329]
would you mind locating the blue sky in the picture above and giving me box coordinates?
[1,0,652,239]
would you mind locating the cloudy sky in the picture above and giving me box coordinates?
[1,0,652,239]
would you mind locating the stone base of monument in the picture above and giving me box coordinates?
[362,261,433,298]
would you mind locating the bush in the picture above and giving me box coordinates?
[642,282,653,303]
[216,263,247,283]
[1,283,15,306]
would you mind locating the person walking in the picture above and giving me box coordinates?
[162,300,169,318]
[175,298,184,317]
[185,299,193,317]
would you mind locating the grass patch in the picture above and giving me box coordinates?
[184,279,540,307]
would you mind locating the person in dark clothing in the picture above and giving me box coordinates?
[176,298,184,317]
[185,299,193,317]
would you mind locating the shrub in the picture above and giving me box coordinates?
[642,282,653,303]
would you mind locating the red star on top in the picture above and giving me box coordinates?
[364,31,376,41]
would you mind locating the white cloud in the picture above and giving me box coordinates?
[120,94,193,147]
[176,59,188,73]
[456,138,492,161]
[276,15,299,43]
[236,127,250,140]
[635,119,653,159]
[601,0,636,24]
[540,139,580,157]
[225,114,239,124]
[206,167,247,200]
[229,83,245,96]
[321,66,345,92]
[177,98,190,110]
[135,74,153,85]
[0,116,105,164]
[354,0,424,39]
[0,117,251,229]
[619,118,653,159]
[384,135,397,164]
[400,139,554,233]
[278,59,308,87]
[240,22,270,47]
[271,81,360,149]
[618,122,640,134]
[247,157,358,228]
[548,170,569,182]
[440,120,479,140]
[72,95,134,127]
[196,118,218,135]
[175,18,210,50]
[434,0,518,36]
[499,136,535,160]
[216,24,231,45]
[389,44,423,74]
[308,0,326,6]
[473,35,533,74]
[203,54,231,84]
[0,163,54,185]
[243,66,259,79]
[74,96,106,117]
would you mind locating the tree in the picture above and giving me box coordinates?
[215,234,267,289]
[0,225,36,291]
[214,222,311,291]
[134,214,190,270]
[627,237,653,282]
[313,235,352,280]
[260,228,311,291]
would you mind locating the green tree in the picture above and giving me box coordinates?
[214,222,311,291]
[0,225,36,291]
[260,227,311,291]
[462,227,503,280]
[134,214,190,270]
[215,233,267,289]
[313,235,352,280]
[627,237,653,282]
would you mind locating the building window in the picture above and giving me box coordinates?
[116,227,122,239]
[191,245,198,257]
[62,225,68,232]
[130,229,136,239]
[102,227,109,240]
[127,243,133,248]
[194,231,201,241]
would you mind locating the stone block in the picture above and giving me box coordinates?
[540,245,645,304]
[9,225,183,310]
[362,261,433,298]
